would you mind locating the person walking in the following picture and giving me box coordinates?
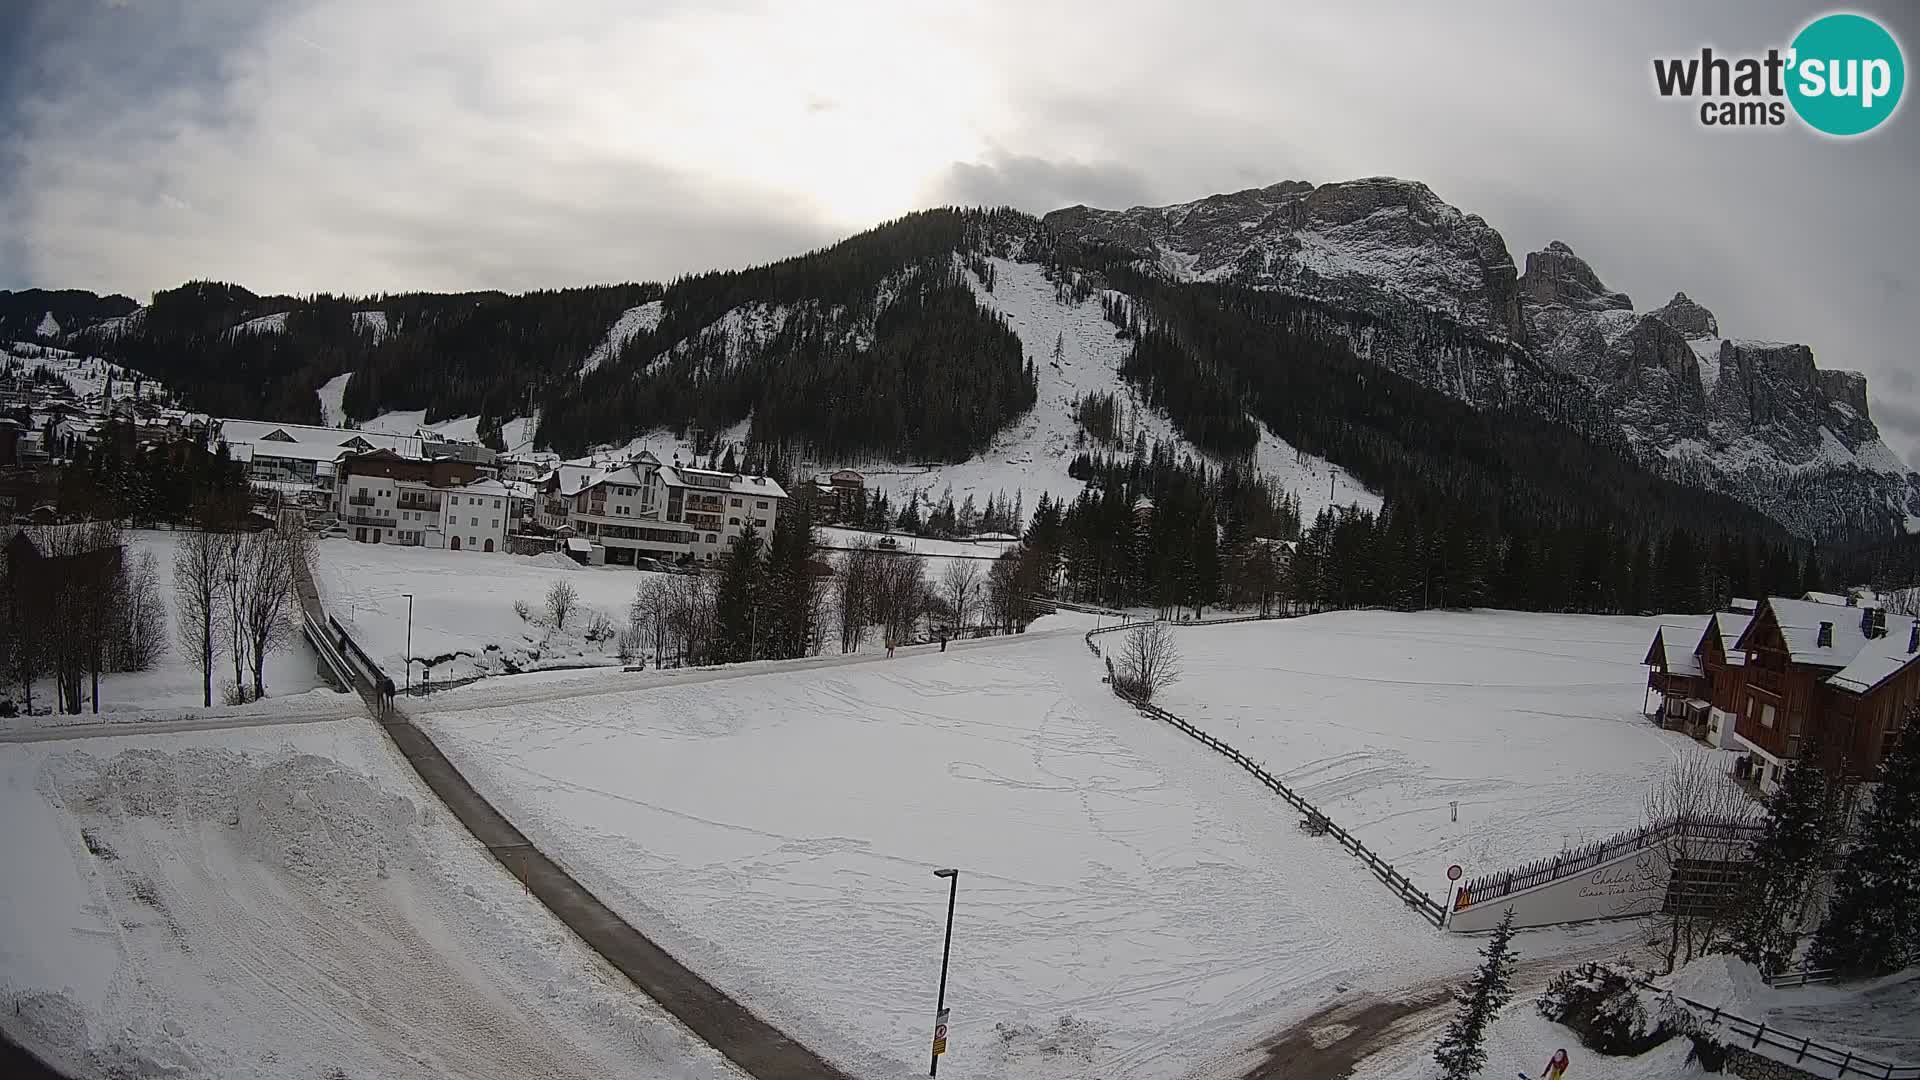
[1540,1048,1570,1079]
[885,633,896,659]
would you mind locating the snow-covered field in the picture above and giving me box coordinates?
[404,620,1664,1080]
[311,539,667,682]
[0,719,740,1079]
[5,531,328,733]
[1154,610,1720,896]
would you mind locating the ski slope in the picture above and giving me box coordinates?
[1154,610,1723,895]
[410,623,1525,1080]
[0,719,741,1080]
[315,371,352,427]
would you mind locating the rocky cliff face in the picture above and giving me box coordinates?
[1043,178,1917,540]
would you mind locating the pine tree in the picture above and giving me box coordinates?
[713,524,763,663]
[1730,734,1838,975]
[1434,909,1518,1080]
[1809,706,1920,975]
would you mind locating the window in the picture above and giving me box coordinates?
[755,518,767,529]
[706,533,717,544]
[469,536,477,547]
[729,517,740,526]
[756,500,767,509]
[490,519,499,529]
[470,516,479,526]
[730,497,742,507]
[1761,704,1777,729]
[493,499,501,509]
[357,486,367,497]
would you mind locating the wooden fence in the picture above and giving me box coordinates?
[1084,620,1448,928]
[1457,815,1763,909]
[1651,985,1919,1080]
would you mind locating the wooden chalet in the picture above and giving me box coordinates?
[1726,597,1920,793]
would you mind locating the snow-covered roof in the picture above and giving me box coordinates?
[217,418,423,457]
[1654,624,1704,676]
[566,537,593,553]
[1802,590,1881,610]
[1729,598,1758,613]
[1758,598,1902,667]
[660,465,788,500]
[1826,630,1920,695]
[457,478,511,498]
[1711,613,1753,666]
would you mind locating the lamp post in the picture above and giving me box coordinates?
[930,868,958,1076]
[402,592,414,690]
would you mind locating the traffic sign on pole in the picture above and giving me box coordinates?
[931,1008,950,1057]
[1447,864,1463,882]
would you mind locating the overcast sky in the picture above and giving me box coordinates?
[4,0,1917,462]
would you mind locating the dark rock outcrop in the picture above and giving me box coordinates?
[1648,292,1719,339]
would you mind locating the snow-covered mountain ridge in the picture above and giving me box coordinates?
[1043,177,1917,539]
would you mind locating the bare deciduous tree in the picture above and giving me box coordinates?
[1117,621,1182,702]
[941,559,981,631]
[174,528,227,708]
[238,526,298,700]
[114,550,168,671]
[545,580,579,628]
[837,543,881,653]
[1645,753,1756,974]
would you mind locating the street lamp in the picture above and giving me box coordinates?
[401,593,414,690]
[930,868,958,1077]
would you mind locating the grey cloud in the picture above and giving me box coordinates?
[929,151,1157,213]
[1,0,1917,469]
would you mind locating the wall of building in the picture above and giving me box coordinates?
[1448,832,1753,932]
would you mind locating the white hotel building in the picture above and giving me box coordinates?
[538,452,786,565]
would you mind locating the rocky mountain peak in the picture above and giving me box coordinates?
[1518,242,1632,312]
[1648,292,1719,339]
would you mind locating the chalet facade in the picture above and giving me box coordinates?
[1729,597,1919,794]
[1643,611,1756,750]
[334,449,508,552]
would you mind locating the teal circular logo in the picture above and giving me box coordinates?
[1787,13,1905,136]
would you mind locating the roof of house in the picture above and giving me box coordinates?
[566,537,593,553]
[1710,612,1754,667]
[1758,598,1896,667]
[1802,589,1882,610]
[1656,624,1705,677]
[455,477,511,497]
[1827,630,1920,695]
[660,465,788,499]
[1737,596,1920,696]
[1729,598,1759,612]
[217,418,424,457]
[242,440,355,463]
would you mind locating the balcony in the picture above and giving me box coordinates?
[346,511,395,527]
[348,493,378,507]
[397,498,442,512]
[1749,667,1783,695]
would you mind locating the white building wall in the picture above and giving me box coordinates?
[1448,832,1754,933]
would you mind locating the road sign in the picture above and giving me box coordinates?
[932,1008,950,1056]
[1447,864,1463,882]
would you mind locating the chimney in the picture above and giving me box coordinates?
[1862,607,1886,640]
[1910,621,1919,655]
[1845,593,1858,607]
[1816,621,1833,648]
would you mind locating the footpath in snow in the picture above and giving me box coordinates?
[410,621,1652,1080]
[0,719,740,1080]
[1154,609,1718,895]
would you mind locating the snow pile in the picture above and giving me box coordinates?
[1,721,744,1079]
[35,311,60,338]
[580,300,664,378]
[1661,955,1772,1016]
[1156,609,1713,894]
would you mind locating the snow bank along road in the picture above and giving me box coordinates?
[413,618,1648,1080]
[0,719,742,1080]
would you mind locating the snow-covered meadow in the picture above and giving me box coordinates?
[1153,610,1722,895]
[310,539,669,682]
[401,617,1678,1080]
[0,719,740,1080]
